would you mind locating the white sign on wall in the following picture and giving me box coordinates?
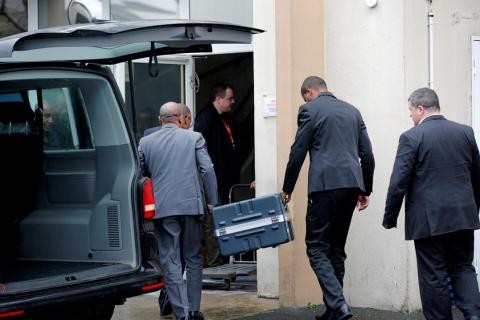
[263,95,276,118]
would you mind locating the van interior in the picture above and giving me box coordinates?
[0,69,139,295]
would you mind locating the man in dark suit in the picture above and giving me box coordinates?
[383,87,480,320]
[194,84,239,204]
[281,76,375,320]
[194,83,240,267]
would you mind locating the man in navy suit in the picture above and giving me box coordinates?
[384,87,480,320]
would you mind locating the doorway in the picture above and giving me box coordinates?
[194,52,255,189]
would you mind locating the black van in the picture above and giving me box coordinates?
[0,20,261,319]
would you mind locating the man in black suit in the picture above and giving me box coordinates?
[194,83,240,267]
[194,84,239,204]
[383,87,480,320]
[281,76,375,320]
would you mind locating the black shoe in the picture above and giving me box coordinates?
[158,289,173,316]
[315,308,332,320]
[189,311,205,320]
[331,303,352,320]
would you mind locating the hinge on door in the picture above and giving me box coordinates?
[184,26,199,40]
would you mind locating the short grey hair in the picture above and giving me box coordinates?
[301,76,327,96]
[408,88,440,110]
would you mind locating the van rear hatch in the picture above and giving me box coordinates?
[0,20,262,64]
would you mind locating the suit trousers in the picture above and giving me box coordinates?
[414,230,480,320]
[305,188,358,310]
[154,215,203,319]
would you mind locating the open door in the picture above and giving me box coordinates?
[124,54,195,142]
[0,20,262,63]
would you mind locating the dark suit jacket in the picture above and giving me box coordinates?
[143,125,161,137]
[194,103,240,200]
[383,115,480,240]
[282,92,375,196]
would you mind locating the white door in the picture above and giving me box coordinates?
[472,37,480,280]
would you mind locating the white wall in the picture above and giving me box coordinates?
[190,0,252,27]
[253,0,278,298]
[325,0,416,311]
[326,0,480,312]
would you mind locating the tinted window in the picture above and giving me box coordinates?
[28,88,93,151]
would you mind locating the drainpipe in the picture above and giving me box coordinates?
[428,10,434,89]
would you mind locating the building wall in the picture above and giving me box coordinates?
[325,0,414,311]
[323,0,480,311]
[190,0,252,27]
[253,0,279,299]
[275,0,480,311]
[276,0,325,307]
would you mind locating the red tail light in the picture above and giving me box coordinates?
[0,310,25,318]
[143,179,155,220]
[141,281,164,292]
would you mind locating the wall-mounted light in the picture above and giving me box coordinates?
[366,0,378,8]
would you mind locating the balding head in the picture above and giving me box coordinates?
[159,102,183,126]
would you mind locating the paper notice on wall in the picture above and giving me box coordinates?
[263,96,277,117]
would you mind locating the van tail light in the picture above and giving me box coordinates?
[142,179,155,220]
[141,281,164,292]
[0,310,25,318]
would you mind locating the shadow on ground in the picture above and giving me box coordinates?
[237,306,465,320]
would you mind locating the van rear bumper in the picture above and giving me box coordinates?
[0,265,163,315]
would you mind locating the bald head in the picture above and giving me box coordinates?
[159,102,183,126]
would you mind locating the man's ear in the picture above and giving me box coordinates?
[176,117,182,127]
[158,115,162,124]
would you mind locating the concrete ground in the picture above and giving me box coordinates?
[112,282,465,320]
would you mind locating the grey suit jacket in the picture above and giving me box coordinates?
[384,115,480,240]
[283,92,375,195]
[138,123,218,219]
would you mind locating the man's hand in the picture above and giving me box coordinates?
[382,220,397,229]
[357,195,369,211]
[280,191,291,204]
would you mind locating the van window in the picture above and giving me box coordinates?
[29,88,93,151]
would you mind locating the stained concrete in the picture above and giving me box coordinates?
[112,287,465,320]
[112,289,279,320]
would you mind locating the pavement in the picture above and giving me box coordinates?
[112,279,465,320]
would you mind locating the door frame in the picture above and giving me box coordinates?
[471,36,480,279]
[129,55,195,114]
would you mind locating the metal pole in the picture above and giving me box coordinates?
[428,10,434,89]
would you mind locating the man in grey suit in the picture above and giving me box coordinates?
[139,102,217,320]
[281,76,375,320]
[384,88,480,320]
